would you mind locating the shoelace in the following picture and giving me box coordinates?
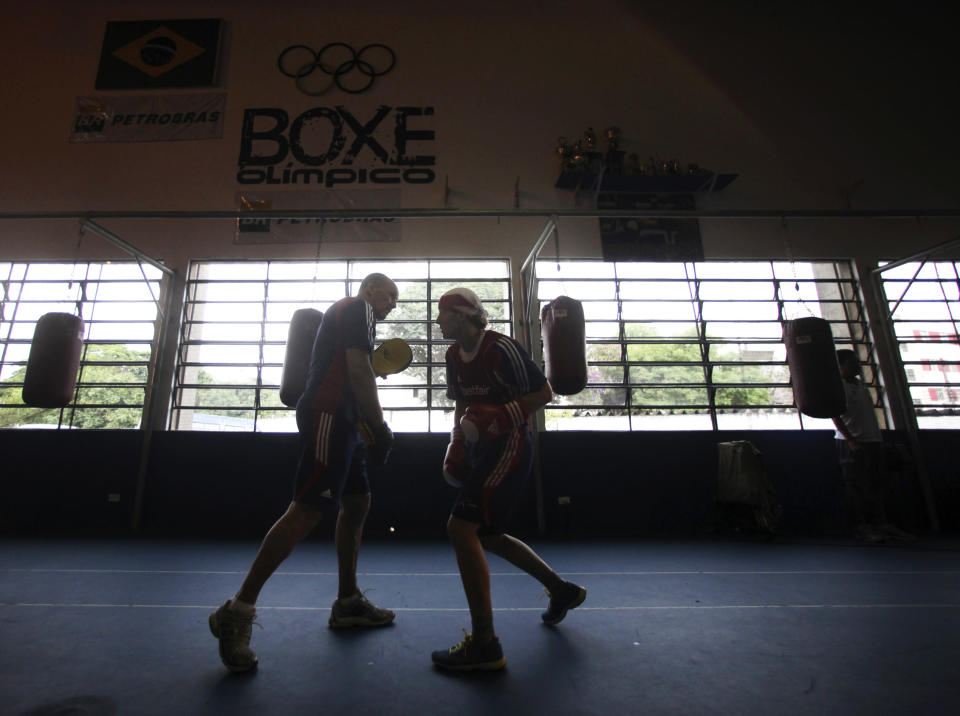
[340,590,383,612]
[449,628,473,654]
[222,611,260,638]
[347,588,377,606]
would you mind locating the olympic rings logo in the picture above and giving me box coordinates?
[277,43,396,96]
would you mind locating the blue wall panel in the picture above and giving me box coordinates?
[0,429,945,537]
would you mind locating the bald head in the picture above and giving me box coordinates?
[359,272,392,293]
[358,272,398,321]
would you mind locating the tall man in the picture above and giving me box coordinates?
[209,273,399,672]
[432,287,586,672]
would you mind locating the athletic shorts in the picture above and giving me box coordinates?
[451,427,533,536]
[836,439,888,493]
[294,401,369,508]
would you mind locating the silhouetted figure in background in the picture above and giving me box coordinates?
[832,349,914,543]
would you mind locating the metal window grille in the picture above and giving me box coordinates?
[0,261,162,429]
[880,260,960,428]
[170,259,512,432]
[536,259,883,431]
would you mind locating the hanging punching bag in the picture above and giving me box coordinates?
[783,316,846,418]
[21,312,84,408]
[279,308,324,407]
[541,296,588,395]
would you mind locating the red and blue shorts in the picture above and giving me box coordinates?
[451,426,533,536]
[294,401,369,508]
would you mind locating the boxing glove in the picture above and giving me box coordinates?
[358,419,394,466]
[460,400,528,443]
[442,426,468,487]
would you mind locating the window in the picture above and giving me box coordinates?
[536,260,882,431]
[0,261,163,429]
[880,261,960,428]
[170,259,512,432]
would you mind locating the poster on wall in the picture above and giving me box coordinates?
[234,189,401,244]
[235,105,437,187]
[95,18,224,90]
[598,192,703,261]
[70,94,226,143]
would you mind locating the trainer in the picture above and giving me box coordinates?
[209,272,399,672]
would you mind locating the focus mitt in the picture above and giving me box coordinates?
[372,338,413,378]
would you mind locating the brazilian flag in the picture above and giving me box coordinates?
[95,19,223,90]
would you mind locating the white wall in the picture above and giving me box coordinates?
[1,0,957,270]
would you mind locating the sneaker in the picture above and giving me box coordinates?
[542,581,587,625]
[328,591,395,629]
[880,523,917,541]
[855,525,884,543]
[431,630,506,672]
[209,600,258,673]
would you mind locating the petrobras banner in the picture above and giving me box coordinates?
[70,94,225,143]
[234,189,401,244]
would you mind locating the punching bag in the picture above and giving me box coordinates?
[541,296,588,395]
[783,316,846,418]
[21,312,84,408]
[279,308,324,407]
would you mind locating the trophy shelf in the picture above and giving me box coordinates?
[555,171,738,193]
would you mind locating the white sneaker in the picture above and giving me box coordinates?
[209,601,258,672]
[328,591,395,629]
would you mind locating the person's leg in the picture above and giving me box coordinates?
[849,447,885,538]
[473,432,586,626]
[863,444,915,539]
[237,501,323,604]
[335,492,371,599]
[210,500,322,673]
[838,440,876,539]
[481,532,587,625]
[449,515,495,642]
[480,532,564,591]
[327,491,395,628]
[431,515,506,671]
[860,443,889,527]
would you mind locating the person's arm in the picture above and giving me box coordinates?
[442,398,470,486]
[348,346,394,464]
[832,416,859,450]
[519,381,553,417]
[453,398,467,427]
[346,347,383,426]
[459,381,553,442]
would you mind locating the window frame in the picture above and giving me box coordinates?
[879,260,960,427]
[0,260,162,429]
[535,259,884,431]
[170,258,513,432]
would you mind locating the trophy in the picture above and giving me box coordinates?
[604,126,621,150]
[603,126,624,174]
[570,141,587,170]
[556,136,571,168]
[584,127,597,150]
